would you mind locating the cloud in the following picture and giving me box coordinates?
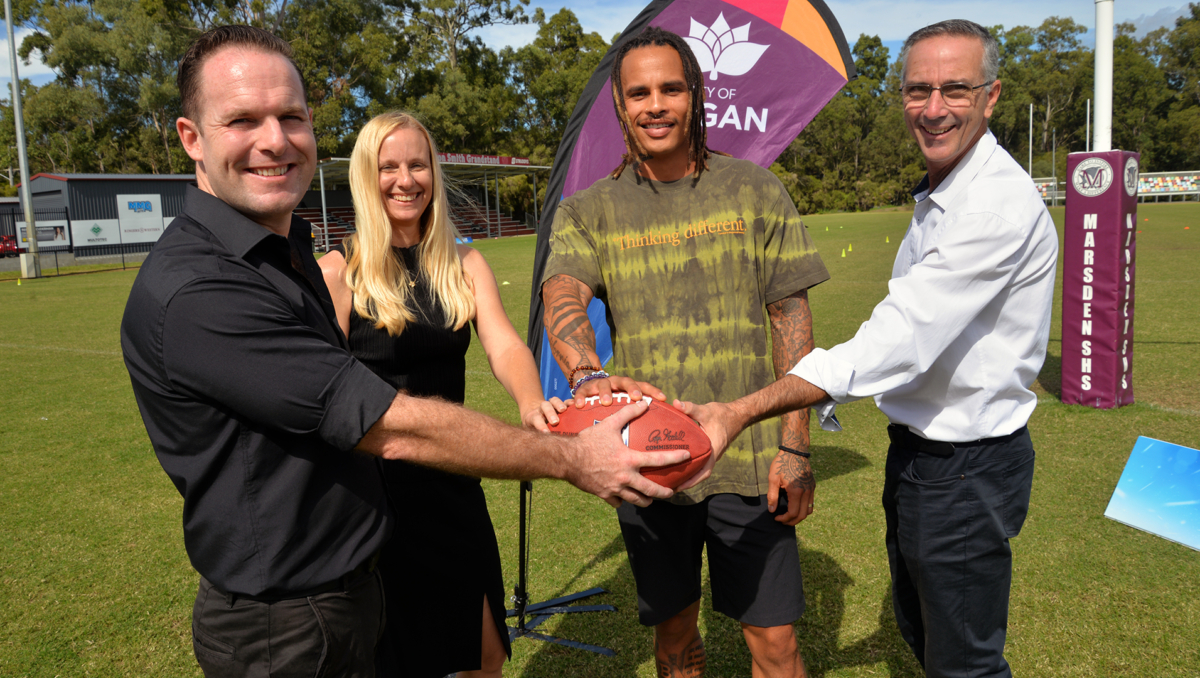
[0,26,56,87]
[1124,5,1188,36]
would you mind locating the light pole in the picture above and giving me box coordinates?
[1027,103,1033,175]
[1086,99,1091,152]
[1093,0,1114,152]
[5,0,39,278]
[1052,128,1057,205]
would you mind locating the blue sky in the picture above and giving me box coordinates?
[1,1,1191,87]
[474,0,1191,64]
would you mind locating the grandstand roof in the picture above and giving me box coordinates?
[313,154,550,188]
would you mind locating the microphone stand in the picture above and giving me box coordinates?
[506,481,617,656]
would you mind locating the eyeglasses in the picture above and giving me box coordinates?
[901,81,994,106]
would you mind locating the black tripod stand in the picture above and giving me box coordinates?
[506,481,617,656]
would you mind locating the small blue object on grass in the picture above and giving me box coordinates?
[1105,436,1200,551]
[456,236,473,244]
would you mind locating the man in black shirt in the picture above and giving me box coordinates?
[121,26,687,677]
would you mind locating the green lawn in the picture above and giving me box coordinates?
[1,203,1197,676]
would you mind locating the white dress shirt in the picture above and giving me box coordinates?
[791,131,1059,442]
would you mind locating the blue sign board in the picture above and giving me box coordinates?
[1105,436,1200,551]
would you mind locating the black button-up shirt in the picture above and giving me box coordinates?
[121,185,397,597]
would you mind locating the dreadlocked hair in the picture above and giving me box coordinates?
[609,26,724,185]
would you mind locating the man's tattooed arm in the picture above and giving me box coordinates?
[766,288,817,524]
[542,274,602,379]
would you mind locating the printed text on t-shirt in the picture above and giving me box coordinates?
[611,218,747,251]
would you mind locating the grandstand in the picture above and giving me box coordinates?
[1138,171,1200,202]
[308,153,549,251]
[1033,177,1061,206]
[297,198,532,251]
[1033,171,1200,204]
[3,152,548,259]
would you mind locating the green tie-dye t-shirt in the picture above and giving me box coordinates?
[542,155,830,502]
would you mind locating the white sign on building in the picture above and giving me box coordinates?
[70,219,122,246]
[116,194,166,244]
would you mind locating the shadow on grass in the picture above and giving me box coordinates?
[514,534,655,677]
[1038,351,1063,399]
[515,541,923,677]
[812,589,924,677]
[511,447,876,676]
[811,445,871,483]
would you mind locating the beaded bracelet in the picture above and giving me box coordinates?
[568,364,602,388]
[779,445,811,458]
[570,370,610,398]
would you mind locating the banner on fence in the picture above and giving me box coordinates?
[17,220,70,248]
[1061,150,1140,408]
[70,219,122,246]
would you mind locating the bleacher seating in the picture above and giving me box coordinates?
[1139,173,1199,196]
[295,207,356,250]
[450,203,536,239]
[1033,179,1057,200]
[296,203,534,251]
[1031,172,1200,204]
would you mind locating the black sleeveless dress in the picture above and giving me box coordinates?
[335,244,510,677]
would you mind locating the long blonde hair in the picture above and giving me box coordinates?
[343,111,475,336]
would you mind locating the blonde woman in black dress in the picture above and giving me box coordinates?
[319,111,563,678]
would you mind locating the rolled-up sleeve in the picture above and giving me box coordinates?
[160,276,396,450]
[791,210,1029,403]
[542,202,603,294]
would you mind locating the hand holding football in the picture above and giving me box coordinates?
[549,392,712,489]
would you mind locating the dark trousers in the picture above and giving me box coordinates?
[191,568,385,678]
[882,425,1035,678]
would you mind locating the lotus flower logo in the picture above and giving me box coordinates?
[683,13,770,81]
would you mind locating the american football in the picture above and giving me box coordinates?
[549,392,713,489]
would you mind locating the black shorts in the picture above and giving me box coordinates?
[616,493,805,627]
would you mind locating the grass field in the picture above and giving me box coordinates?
[1,203,1197,677]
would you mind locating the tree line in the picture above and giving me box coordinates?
[3,0,1198,215]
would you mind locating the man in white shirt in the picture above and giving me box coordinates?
[679,20,1058,678]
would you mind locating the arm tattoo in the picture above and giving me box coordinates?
[655,632,706,678]
[767,289,814,451]
[543,274,600,374]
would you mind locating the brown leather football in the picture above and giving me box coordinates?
[549,392,713,489]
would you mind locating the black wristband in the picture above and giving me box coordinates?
[779,445,811,458]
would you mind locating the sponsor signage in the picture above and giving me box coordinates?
[70,219,122,246]
[1061,150,1140,408]
[116,193,166,244]
[17,220,71,248]
[560,3,848,198]
[531,0,854,400]
[437,153,531,166]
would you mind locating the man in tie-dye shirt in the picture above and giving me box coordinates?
[540,26,829,678]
